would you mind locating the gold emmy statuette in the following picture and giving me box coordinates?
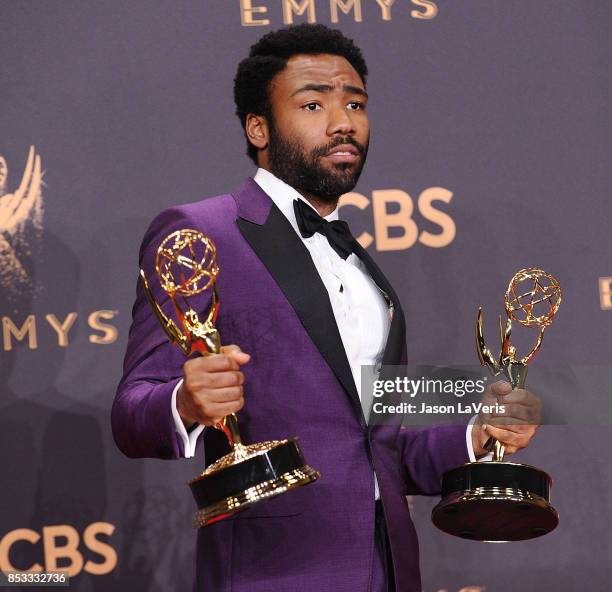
[140,229,320,527]
[431,268,562,541]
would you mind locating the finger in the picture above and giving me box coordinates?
[221,344,245,356]
[499,389,541,405]
[502,445,520,455]
[489,403,540,423]
[486,417,533,430]
[198,386,244,404]
[484,424,532,446]
[228,350,251,365]
[206,398,245,423]
[498,394,542,424]
[186,354,240,373]
[488,380,513,396]
[221,344,251,365]
[193,370,245,389]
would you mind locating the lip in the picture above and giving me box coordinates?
[324,144,360,163]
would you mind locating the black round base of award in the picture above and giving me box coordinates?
[431,461,559,542]
[188,438,319,528]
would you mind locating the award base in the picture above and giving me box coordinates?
[431,461,559,541]
[189,438,319,528]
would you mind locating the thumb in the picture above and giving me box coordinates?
[222,346,250,365]
[231,351,251,365]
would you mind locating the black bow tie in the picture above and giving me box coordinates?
[293,199,356,260]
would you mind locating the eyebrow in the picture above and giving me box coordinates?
[290,83,368,99]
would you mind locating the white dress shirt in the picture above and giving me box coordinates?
[171,169,487,470]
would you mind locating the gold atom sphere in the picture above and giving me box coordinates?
[155,229,219,296]
[504,268,561,328]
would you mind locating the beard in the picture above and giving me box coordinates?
[267,120,369,204]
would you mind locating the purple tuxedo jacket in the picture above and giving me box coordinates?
[113,178,469,592]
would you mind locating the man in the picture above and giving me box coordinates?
[113,24,539,592]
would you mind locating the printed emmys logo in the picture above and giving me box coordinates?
[2,310,119,351]
[599,277,612,310]
[0,147,120,352]
[0,146,43,301]
[240,0,438,26]
[0,522,117,577]
[339,187,455,250]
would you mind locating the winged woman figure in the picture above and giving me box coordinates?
[0,146,44,298]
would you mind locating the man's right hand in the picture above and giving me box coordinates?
[177,344,250,427]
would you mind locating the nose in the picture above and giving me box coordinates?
[326,105,356,137]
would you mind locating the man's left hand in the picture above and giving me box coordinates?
[471,380,542,457]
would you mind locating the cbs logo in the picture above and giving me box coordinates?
[339,187,456,251]
[0,523,117,577]
[600,277,612,310]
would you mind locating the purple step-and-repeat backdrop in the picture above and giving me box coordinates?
[1,2,610,590]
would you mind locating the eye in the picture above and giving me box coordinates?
[347,101,365,110]
[302,102,321,112]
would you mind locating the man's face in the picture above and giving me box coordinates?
[265,54,370,203]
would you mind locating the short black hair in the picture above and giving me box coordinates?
[233,24,368,165]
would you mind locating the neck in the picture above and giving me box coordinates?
[258,164,338,217]
[300,193,338,217]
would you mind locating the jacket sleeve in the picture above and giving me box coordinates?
[112,206,211,459]
[397,424,470,495]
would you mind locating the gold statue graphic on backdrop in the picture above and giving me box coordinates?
[432,268,562,542]
[0,146,44,299]
[140,229,319,527]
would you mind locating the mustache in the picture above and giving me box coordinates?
[312,136,368,158]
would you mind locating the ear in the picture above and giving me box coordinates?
[245,113,269,151]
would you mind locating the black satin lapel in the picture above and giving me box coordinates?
[237,205,364,421]
[351,242,406,367]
